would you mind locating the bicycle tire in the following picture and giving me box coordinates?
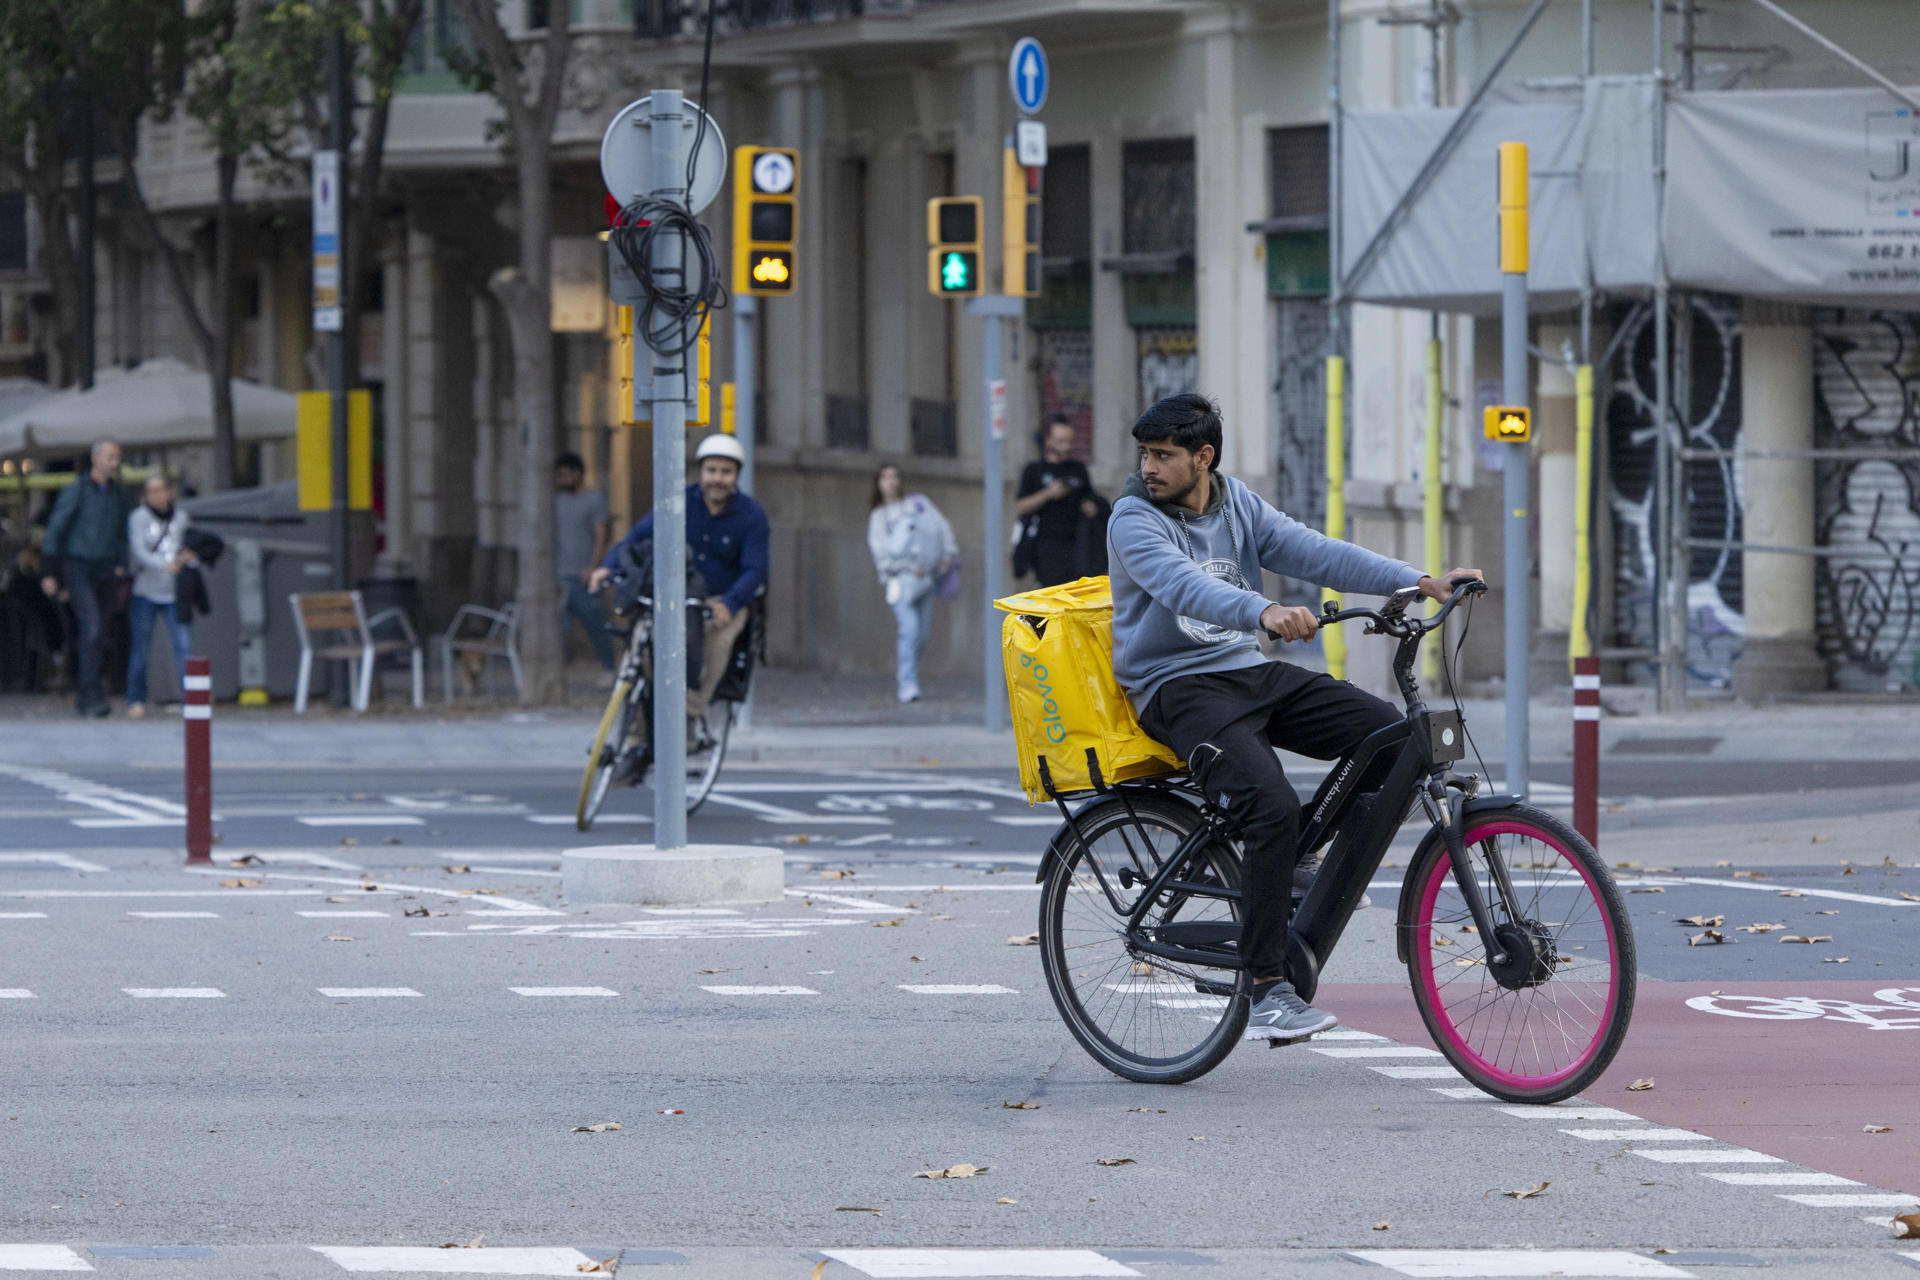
[685,701,732,815]
[576,680,636,831]
[1403,803,1635,1104]
[1039,793,1250,1085]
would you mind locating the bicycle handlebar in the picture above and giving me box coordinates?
[1264,576,1487,641]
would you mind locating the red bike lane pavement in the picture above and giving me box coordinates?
[1329,979,1920,1199]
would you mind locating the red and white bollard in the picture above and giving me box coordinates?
[184,656,213,866]
[1572,656,1600,848]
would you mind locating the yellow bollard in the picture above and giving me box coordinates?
[1323,355,1348,681]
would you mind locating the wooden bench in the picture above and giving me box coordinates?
[438,602,523,702]
[288,590,424,714]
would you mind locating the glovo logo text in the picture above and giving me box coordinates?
[1019,653,1068,743]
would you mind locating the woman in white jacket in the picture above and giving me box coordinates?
[867,463,958,703]
[125,474,196,717]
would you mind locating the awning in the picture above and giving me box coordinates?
[0,357,298,456]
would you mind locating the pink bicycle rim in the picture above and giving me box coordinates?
[1413,820,1621,1092]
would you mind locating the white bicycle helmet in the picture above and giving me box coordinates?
[695,434,746,466]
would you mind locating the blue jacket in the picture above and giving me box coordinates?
[1107,471,1420,711]
[44,474,130,576]
[602,485,771,614]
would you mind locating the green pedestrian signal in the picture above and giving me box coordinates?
[941,251,974,292]
[926,196,984,297]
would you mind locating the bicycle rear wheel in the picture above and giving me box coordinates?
[576,681,636,831]
[685,701,732,815]
[1039,793,1249,1085]
[1404,804,1635,1104]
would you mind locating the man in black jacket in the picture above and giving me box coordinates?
[1014,415,1102,587]
[40,440,129,716]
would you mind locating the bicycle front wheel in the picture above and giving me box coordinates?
[1039,793,1249,1086]
[684,701,733,815]
[576,680,636,831]
[1404,803,1635,1104]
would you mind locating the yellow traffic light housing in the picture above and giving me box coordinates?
[614,307,710,427]
[1001,148,1041,298]
[927,196,985,298]
[733,145,798,296]
[1483,404,1531,442]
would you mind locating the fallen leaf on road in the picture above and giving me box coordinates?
[1823,957,1851,964]
[384,837,404,846]
[1615,862,1642,870]
[1714,860,1733,867]
[1504,1182,1550,1199]
[1686,930,1726,946]
[698,968,732,975]
[1094,1157,1135,1167]
[834,1206,881,1214]
[1432,935,1454,947]
[1628,1078,1655,1091]
[472,888,502,896]
[1188,1135,1206,1141]
[338,837,357,847]
[359,883,378,891]
[1127,1108,1166,1114]
[1008,933,1039,946]
[778,834,813,844]
[325,935,354,942]
[1607,804,1625,813]
[1811,835,1830,844]
[1627,887,1666,894]
[812,1263,827,1280]
[1733,870,1770,880]
[910,956,924,962]
[1373,1221,1391,1231]
[1454,957,1485,967]
[1815,909,1840,915]
[1895,1212,1920,1239]
[996,1197,1017,1205]
[820,870,854,880]
[446,865,471,874]
[932,914,953,921]
[1003,1101,1039,1110]
[570,1122,621,1133]
[1677,915,1724,927]
[437,1236,484,1249]
[219,879,262,888]
[1901,893,1920,903]
[1737,923,1786,933]
[228,855,262,867]
[576,1258,618,1273]
[1776,889,1805,898]
[1779,935,1833,944]
[912,1163,985,1179]
[326,896,356,903]
[1865,1125,1892,1134]
[404,906,430,918]
[872,918,903,928]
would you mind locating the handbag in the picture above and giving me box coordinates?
[112,575,134,613]
[937,556,963,602]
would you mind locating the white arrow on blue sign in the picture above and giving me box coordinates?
[1008,37,1048,115]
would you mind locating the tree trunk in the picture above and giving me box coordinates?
[502,139,562,705]
[29,179,79,385]
[209,150,239,490]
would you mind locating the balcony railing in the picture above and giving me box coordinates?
[635,0,908,39]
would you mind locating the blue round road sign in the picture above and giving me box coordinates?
[1008,37,1048,115]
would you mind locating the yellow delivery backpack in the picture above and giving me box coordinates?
[995,576,1184,802]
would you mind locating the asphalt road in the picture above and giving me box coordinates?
[2,759,1919,1279]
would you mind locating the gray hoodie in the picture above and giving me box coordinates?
[1106,471,1421,711]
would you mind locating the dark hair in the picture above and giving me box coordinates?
[869,462,903,510]
[555,452,585,472]
[1131,393,1223,472]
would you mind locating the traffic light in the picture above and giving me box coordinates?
[927,196,984,297]
[1001,148,1041,298]
[613,305,635,426]
[733,145,798,296]
[615,306,711,427]
[1483,404,1531,442]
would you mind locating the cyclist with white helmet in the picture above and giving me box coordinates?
[589,433,770,722]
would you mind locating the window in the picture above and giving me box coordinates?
[1121,138,1194,257]
[1265,125,1330,297]
[0,193,27,274]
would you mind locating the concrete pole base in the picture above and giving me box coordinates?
[562,844,785,906]
[1730,635,1829,700]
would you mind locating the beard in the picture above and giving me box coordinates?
[1150,459,1205,506]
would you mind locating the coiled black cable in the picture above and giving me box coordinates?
[612,194,726,358]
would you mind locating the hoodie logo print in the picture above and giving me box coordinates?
[1177,557,1250,645]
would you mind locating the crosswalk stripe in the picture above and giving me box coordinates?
[898,984,1018,995]
[701,985,817,995]
[1631,1148,1781,1163]
[819,1250,1141,1278]
[1345,1250,1691,1278]
[310,1246,597,1274]
[1701,1171,1862,1186]
[1311,1045,1443,1058]
[1778,1193,1920,1207]
[0,990,35,999]
[510,987,619,997]
[122,988,225,999]
[317,988,422,999]
[0,1244,91,1272]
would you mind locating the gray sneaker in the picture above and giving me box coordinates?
[1243,981,1338,1043]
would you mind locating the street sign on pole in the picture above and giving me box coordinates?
[1015,120,1048,168]
[601,95,727,214]
[1008,37,1049,115]
[989,379,1007,439]
[311,150,341,333]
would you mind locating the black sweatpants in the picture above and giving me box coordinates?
[1139,662,1402,982]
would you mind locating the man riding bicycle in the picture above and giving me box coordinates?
[1107,394,1481,1045]
[587,434,770,770]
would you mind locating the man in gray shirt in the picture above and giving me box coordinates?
[554,453,614,671]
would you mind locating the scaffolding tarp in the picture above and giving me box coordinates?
[1665,86,1920,303]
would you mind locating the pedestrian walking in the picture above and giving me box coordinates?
[867,463,959,704]
[39,439,130,717]
[1014,414,1103,587]
[124,474,195,718]
[554,452,614,673]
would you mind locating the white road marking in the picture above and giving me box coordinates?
[991,815,1065,827]
[1310,1045,1444,1058]
[0,852,109,873]
[69,817,183,828]
[1700,1171,1862,1186]
[1154,997,1230,1009]
[703,792,891,825]
[1102,983,1203,995]
[1560,1128,1703,1141]
[128,911,220,919]
[785,889,917,914]
[510,987,619,997]
[0,763,185,828]
[1314,1029,1390,1041]
[1631,1148,1782,1163]
[1368,1065,1464,1079]
[297,911,389,918]
[0,989,36,998]
[1344,1250,1691,1278]
[3,890,366,899]
[295,815,428,827]
[899,984,1019,995]
[123,988,226,999]
[222,851,365,871]
[1616,875,1920,909]
[202,868,560,916]
[818,1250,1141,1278]
[1430,1087,1493,1099]
[832,884,1041,893]
[0,912,48,919]
[0,1244,92,1272]
[1497,1106,1637,1121]
[1778,1193,1920,1207]
[470,866,564,878]
[527,813,651,825]
[641,907,741,916]
[317,988,421,998]
[310,1246,599,1275]
[701,985,818,995]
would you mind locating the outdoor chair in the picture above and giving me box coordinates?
[288,590,424,714]
[438,601,523,702]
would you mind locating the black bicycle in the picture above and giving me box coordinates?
[1033,579,1635,1102]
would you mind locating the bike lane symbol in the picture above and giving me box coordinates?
[1687,988,1920,1030]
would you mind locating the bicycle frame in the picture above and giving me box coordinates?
[1042,581,1527,992]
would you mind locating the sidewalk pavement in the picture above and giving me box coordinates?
[3,666,1916,771]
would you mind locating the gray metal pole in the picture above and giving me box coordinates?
[1502,280,1529,798]
[76,86,95,391]
[326,24,353,707]
[732,293,756,733]
[982,311,1006,733]
[648,89,691,848]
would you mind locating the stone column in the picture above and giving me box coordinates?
[1731,300,1826,697]
[1531,323,1577,686]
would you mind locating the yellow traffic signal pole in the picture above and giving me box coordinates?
[1499,140,1531,799]
[1322,358,1347,681]
[1422,332,1444,683]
